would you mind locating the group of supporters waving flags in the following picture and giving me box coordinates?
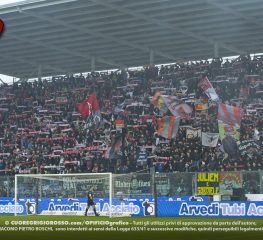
[152,76,252,153]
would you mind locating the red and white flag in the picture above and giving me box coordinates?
[198,77,219,101]
[170,103,193,118]
[162,95,192,118]
[218,103,243,126]
[157,116,180,140]
[77,93,100,119]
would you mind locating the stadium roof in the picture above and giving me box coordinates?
[1,0,263,79]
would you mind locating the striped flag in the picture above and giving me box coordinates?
[218,103,243,126]
[198,77,219,101]
[157,116,180,139]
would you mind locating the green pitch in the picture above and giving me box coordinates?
[0,215,263,240]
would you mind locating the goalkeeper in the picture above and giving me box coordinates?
[84,191,100,216]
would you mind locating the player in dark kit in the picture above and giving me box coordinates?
[84,192,100,216]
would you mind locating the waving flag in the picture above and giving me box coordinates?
[152,91,168,113]
[77,93,100,119]
[163,96,192,118]
[157,116,180,139]
[198,77,219,101]
[218,103,243,126]
[218,121,240,141]
[173,103,193,118]
[105,136,122,160]
[202,132,219,147]
[154,94,193,118]
[186,127,201,139]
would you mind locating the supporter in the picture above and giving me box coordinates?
[0,55,262,176]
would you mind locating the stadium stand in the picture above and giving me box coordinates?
[0,54,262,177]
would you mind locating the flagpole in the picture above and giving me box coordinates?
[121,125,127,165]
[201,128,204,170]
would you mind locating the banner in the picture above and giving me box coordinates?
[137,150,148,166]
[197,172,219,195]
[219,172,242,195]
[157,116,180,140]
[218,121,240,141]
[0,196,203,217]
[3,197,263,218]
[238,140,262,156]
[198,77,219,101]
[201,132,219,147]
[186,127,201,139]
[158,200,263,217]
[218,103,243,126]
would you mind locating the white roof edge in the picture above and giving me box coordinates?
[0,0,77,14]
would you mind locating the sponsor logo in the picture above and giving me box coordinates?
[47,202,140,215]
[48,202,85,211]
[0,203,24,214]
[142,200,155,216]
[179,202,219,216]
[102,203,140,215]
[247,203,263,216]
[26,201,36,215]
[189,196,204,202]
[220,203,246,216]
[179,202,248,217]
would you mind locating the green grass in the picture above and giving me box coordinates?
[0,215,263,240]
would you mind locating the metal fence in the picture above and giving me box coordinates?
[1,171,263,198]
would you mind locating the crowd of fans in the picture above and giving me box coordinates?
[0,54,262,177]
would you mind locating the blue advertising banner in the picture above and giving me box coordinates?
[0,198,24,214]
[1,197,263,218]
[157,199,263,218]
